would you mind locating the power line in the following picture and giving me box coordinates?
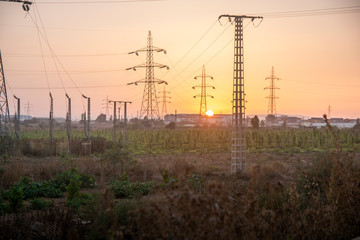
[35,0,165,4]
[3,53,127,57]
[10,84,128,89]
[252,6,360,18]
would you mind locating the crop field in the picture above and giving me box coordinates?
[1,125,360,239]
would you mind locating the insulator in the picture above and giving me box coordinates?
[22,3,30,12]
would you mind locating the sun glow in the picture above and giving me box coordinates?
[206,110,214,117]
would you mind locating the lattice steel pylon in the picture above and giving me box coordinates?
[127,31,169,120]
[0,50,10,136]
[192,65,215,118]
[264,66,280,115]
[219,15,263,174]
[158,85,171,119]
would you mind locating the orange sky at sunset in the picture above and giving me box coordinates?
[1,0,359,120]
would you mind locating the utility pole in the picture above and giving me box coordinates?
[127,31,169,120]
[109,100,119,142]
[192,65,215,119]
[123,101,131,146]
[0,50,10,136]
[49,93,54,155]
[82,94,90,141]
[14,95,20,141]
[66,93,71,153]
[328,105,331,120]
[158,85,171,119]
[264,66,280,115]
[109,100,132,146]
[218,14,263,174]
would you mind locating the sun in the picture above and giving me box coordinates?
[206,110,214,117]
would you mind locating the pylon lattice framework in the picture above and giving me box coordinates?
[0,50,10,136]
[219,14,263,174]
[127,31,169,120]
[158,85,171,119]
[264,66,280,115]
[192,65,215,118]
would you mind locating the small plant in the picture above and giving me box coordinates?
[188,174,205,192]
[161,169,178,187]
[66,177,80,201]
[110,175,154,199]
[8,185,24,212]
[29,198,50,210]
[0,196,10,215]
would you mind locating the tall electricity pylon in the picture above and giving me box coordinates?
[66,94,71,152]
[102,96,110,120]
[192,65,215,118]
[0,50,10,136]
[127,31,169,120]
[219,14,263,174]
[264,66,280,115]
[158,85,171,119]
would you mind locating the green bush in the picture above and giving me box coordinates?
[66,177,80,201]
[188,174,205,192]
[51,168,95,191]
[8,186,24,212]
[29,198,50,210]
[110,178,154,199]
[66,193,90,210]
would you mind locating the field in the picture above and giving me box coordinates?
[1,124,360,239]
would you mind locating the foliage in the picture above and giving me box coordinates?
[51,167,95,191]
[0,136,13,155]
[8,185,24,212]
[0,196,10,215]
[188,174,205,192]
[161,169,178,184]
[66,176,81,201]
[118,152,360,240]
[110,176,154,199]
[29,198,51,210]
[251,115,260,129]
[101,146,135,173]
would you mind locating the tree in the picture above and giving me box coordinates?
[251,115,259,129]
[95,113,106,122]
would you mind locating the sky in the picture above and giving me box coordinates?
[1,0,359,120]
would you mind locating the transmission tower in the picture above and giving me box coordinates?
[127,31,169,120]
[102,96,110,120]
[264,66,280,115]
[24,101,32,119]
[66,93,71,152]
[158,85,171,119]
[0,50,10,136]
[49,93,54,154]
[14,95,20,140]
[328,105,331,120]
[219,14,263,174]
[192,65,215,118]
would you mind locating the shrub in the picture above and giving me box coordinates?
[188,174,205,192]
[66,177,80,201]
[110,177,154,199]
[29,198,50,210]
[8,185,24,212]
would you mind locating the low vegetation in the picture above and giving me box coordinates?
[0,126,359,239]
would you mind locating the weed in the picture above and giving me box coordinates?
[29,198,50,210]
[8,185,24,212]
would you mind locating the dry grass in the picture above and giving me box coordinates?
[1,151,359,239]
